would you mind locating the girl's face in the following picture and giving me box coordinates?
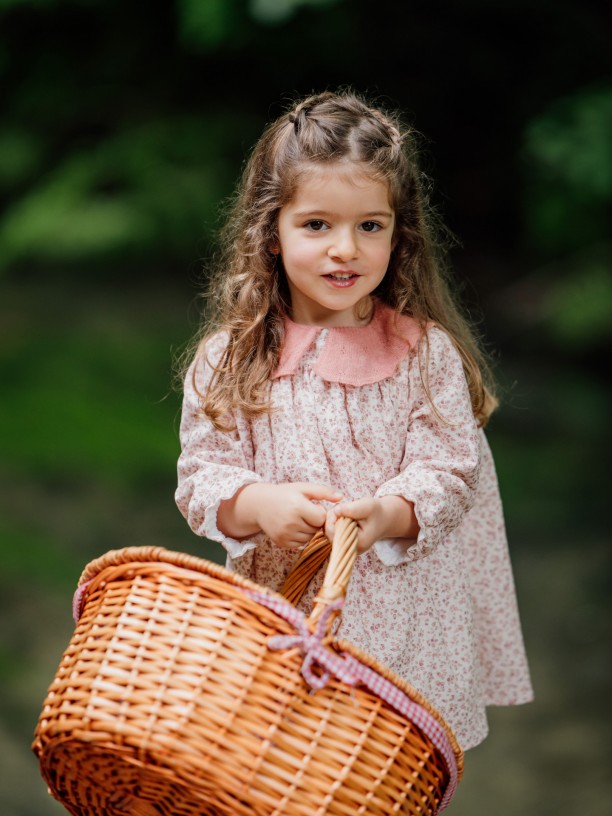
[275,165,395,327]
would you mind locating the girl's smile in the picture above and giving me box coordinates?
[323,270,359,287]
[275,165,395,327]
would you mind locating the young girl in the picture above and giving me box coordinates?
[175,89,533,750]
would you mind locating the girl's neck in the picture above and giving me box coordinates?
[288,296,376,328]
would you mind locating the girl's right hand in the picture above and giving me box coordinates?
[218,482,343,549]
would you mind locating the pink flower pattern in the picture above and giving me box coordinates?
[175,308,533,749]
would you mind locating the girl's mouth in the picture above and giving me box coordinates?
[324,272,359,287]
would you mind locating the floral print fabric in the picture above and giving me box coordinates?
[175,303,533,749]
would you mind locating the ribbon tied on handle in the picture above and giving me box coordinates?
[247,591,359,690]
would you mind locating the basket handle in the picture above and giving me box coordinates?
[280,520,360,610]
[306,517,359,628]
[278,529,331,605]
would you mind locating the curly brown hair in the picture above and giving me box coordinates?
[181,89,498,429]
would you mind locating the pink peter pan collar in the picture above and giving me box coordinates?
[271,301,425,386]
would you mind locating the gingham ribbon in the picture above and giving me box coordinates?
[265,595,347,690]
[72,580,92,622]
[245,588,458,812]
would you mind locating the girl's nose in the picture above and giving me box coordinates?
[328,229,358,261]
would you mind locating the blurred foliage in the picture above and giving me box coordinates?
[515,83,612,351]
[0,0,609,288]
[177,0,243,47]
[177,0,339,42]
[0,276,194,486]
[545,250,612,349]
[0,114,254,272]
[1,309,175,482]
[522,83,612,256]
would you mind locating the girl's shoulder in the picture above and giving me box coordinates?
[418,321,457,348]
[184,331,229,392]
[380,306,466,381]
[197,329,230,367]
[412,321,467,371]
[379,302,453,356]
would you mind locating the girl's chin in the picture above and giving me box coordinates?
[291,294,374,327]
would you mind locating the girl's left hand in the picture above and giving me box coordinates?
[325,495,419,554]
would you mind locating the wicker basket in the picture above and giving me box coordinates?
[33,518,463,816]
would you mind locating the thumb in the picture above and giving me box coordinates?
[324,508,338,542]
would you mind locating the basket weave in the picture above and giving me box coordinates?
[33,518,463,816]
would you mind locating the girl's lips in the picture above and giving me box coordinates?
[323,271,360,288]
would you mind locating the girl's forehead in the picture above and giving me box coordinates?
[290,162,392,204]
[296,161,380,186]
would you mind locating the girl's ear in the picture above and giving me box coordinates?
[269,242,280,255]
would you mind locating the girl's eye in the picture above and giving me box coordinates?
[304,220,328,231]
[361,221,382,233]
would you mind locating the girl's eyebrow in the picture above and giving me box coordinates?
[292,209,394,219]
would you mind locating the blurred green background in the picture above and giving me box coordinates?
[1,1,610,814]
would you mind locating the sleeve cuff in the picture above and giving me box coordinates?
[203,478,264,559]
[372,487,440,565]
[372,530,437,565]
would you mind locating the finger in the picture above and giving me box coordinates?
[324,513,336,542]
[332,500,369,522]
[301,501,327,529]
[273,530,314,549]
[296,483,344,502]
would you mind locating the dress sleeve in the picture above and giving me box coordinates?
[174,334,264,558]
[374,326,481,565]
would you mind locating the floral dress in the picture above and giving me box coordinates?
[175,300,533,749]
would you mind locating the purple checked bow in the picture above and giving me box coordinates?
[253,593,357,690]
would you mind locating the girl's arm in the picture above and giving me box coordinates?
[176,337,342,552]
[175,338,266,556]
[370,326,481,564]
[327,327,481,564]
